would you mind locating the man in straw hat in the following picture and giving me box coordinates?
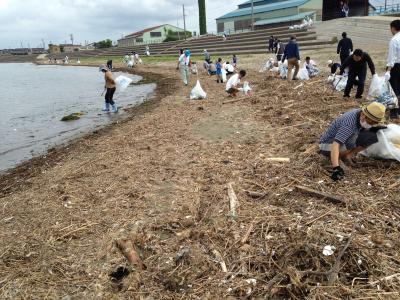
[319,102,386,181]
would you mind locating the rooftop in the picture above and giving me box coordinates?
[125,25,165,38]
[216,0,308,20]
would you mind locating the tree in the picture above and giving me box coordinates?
[198,0,207,35]
[95,39,113,49]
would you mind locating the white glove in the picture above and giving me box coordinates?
[384,71,391,82]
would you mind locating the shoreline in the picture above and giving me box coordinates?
[0,65,175,197]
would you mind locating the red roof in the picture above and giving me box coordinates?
[125,25,165,38]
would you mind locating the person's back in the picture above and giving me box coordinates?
[283,40,299,60]
[105,70,116,88]
[209,63,216,72]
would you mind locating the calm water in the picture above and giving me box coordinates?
[0,63,156,173]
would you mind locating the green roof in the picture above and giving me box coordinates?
[254,11,315,26]
[216,0,309,20]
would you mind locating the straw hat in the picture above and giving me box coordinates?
[327,60,333,65]
[362,102,386,123]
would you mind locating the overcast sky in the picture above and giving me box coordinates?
[0,0,243,49]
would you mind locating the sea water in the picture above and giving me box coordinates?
[0,63,155,173]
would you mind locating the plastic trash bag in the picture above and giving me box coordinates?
[362,124,400,161]
[259,58,274,73]
[330,75,347,91]
[221,69,227,82]
[279,64,288,79]
[297,68,310,80]
[367,75,398,109]
[239,81,252,95]
[115,75,133,91]
[127,61,134,68]
[190,80,207,100]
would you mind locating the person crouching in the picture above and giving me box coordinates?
[319,102,386,181]
[226,70,246,97]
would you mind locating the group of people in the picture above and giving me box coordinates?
[123,52,142,68]
[320,19,400,181]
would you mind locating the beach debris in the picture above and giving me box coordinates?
[212,249,228,273]
[323,245,335,256]
[115,239,145,270]
[227,182,238,219]
[60,112,85,121]
[190,80,207,100]
[294,185,346,205]
[175,246,190,265]
[265,157,290,163]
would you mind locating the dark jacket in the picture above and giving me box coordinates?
[331,63,341,74]
[282,40,300,61]
[337,37,353,56]
[340,52,376,75]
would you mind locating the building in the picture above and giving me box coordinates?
[216,0,370,33]
[48,44,61,54]
[117,24,187,47]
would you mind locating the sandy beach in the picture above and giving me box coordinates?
[1,49,400,299]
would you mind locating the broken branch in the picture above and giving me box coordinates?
[294,185,346,205]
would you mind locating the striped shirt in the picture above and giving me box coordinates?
[320,109,361,149]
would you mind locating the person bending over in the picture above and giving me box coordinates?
[226,70,246,97]
[319,102,386,181]
[100,65,118,113]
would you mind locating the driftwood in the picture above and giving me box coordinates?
[212,249,228,273]
[293,83,304,90]
[245,190,267,199]
[265,157,290,163]
[241,222,254,244]
[222,91,270,104]
[368,273,400,287]
[294,185,346,205]
[115,239,145,270]
[227,182,238,218]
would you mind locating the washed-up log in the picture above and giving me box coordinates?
[227,182,238,218]
[294,185,346,205]
[241,222,254,244]
[265,157,290,162]
[115,239,145,270]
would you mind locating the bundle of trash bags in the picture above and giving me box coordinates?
[190,80,207,100]
[239,81,252,96]
[327,74,348,91]
[362,124,400,162]
[367,74,398,109]
[289,17,313,30]
[259,58,275,73]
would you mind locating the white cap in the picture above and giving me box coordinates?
[327,60,333,65]
[204,49,207,52]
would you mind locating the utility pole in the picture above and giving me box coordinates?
[183,4,187,40]
[251,0,255,31]
[177,19,181,40]
[41,38,45,49]
[70,34,74,45]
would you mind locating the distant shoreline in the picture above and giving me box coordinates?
[0,54,39,63]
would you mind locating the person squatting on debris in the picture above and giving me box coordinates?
[208,62,217,76]
[282,36,300,80]
[304,56,319,77]
[177,49,191,86]
[328,60,341,75]
[386,19,400,119]
[204,49,211,64]
[226,70,246,97]
[339,49,376,99]
[225,61,235,75]
[337,32,353,65]
[319,102,386,181]
[232,54,237,67]
[216,58,223,83]
[100,65,118,113]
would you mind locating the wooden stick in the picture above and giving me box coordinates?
[265,274,286,290]
[245,190,267,199]
[305,208,336,226]
[56,223,98,240]
[368,273,400,286]
[265,157,290,162]
[241,222,255,244]
[388,181,400,190]
[293,83,304,90]
[222,91,270,104]
[227,182,238,218]
[115,239,144,270]
[294,185,346,205]
[212,249,228,273]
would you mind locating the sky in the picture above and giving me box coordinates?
[0,0,243,49]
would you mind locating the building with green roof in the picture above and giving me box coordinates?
[216,0,369,33]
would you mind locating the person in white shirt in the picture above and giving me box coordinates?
[224,62,235,75]
[303,56,319,77]
[386,19,400,119]
[177,49,191,85]
[226,70,246,97]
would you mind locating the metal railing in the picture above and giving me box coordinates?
[370,3,400,15]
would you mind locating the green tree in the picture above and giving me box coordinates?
[198,0,207,35]
[95,39,113,49]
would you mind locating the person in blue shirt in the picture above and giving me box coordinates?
[282,36,300,80]
[216,58,223,83]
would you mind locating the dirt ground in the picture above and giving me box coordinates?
[1,46,400,299]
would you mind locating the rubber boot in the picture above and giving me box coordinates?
[112,104,118,113]
[102,102,110,112]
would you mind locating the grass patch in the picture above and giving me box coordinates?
[61,112,85,121]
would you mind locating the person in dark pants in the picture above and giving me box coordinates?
[276,39,285,61]
[340,49,376,99]
[328,60,341,74]
[106,60,113,70]
[386,19,400,119]
[100,65,118,112]
[337,32,353,65]
[268,36,274,52]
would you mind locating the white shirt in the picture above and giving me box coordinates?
[303,60,316,69]
[225,64,234,72]
[387,31,400,67]
[226,73,240,91]
[179,54,190,66]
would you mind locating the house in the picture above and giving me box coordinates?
[216,0,370,33]
[117,24,187,47]
[59,44,82,52]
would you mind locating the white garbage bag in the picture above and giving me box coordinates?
[362,124,400,161]
[367,75,398,109]
[221,69,227,82]
[115,75,133,91]
[190,80,207,100]
[279,64,288,79]
[332,75,348,91]
[127,61,134,68]
[297,68,310,80]
[239,81,252,95]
